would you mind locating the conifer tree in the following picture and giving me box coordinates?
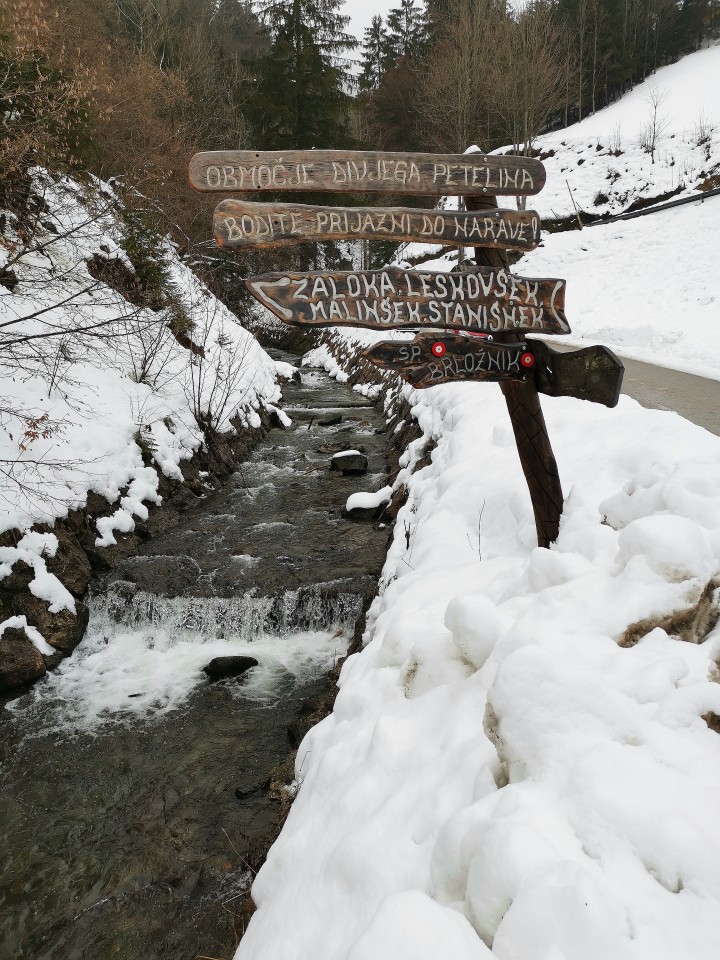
[359,15,388,91]
[385,0,428,62]
[249,0,356,149]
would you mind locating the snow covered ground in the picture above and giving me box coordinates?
[0,171,284,641]
[237,345,720,960]
[516,194,720,377]
[506,42,720,376]
[236,45,720,960]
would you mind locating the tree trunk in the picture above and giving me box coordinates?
[465,192,563,547]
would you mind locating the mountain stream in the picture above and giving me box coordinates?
[0,352,392,960]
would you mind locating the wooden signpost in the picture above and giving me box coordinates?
[363,334,623,404]
[191,146,624,549]
[190,149,546,197]
[361,335,536,389]
[215,200,540,251]
[245,266,570,335]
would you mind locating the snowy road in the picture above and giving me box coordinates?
[550,343,720,436]
[618,356,720,437]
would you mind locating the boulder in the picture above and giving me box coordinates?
[202,655,259,681]
[0,627,46,692]
[330,451,368,475]
[0,558,34,595]
[46,528,92,596]
[318,414,342,427]
[22,596,89,654]
[234,777,271,800]
[268,408,288,430]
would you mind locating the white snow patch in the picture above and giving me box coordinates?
[346,486,393,513]
[0,615,55,656]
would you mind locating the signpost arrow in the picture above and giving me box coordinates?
[190,149,546,197]
[528,341,624,407]
[360,336,624,402]
[245,266,570,336]
[360,334,535,389]
[216,200,541,252]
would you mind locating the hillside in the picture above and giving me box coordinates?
[0,171,286,668]
[512,42,720,374]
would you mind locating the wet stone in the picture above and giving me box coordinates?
[234,777,271,800]
[202,655,259,681]
[0,627,46,692]
[330,451,369,475]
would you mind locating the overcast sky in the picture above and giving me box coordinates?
[343,0,394,44]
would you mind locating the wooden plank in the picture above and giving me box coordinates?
[529,341,624,407]
[466,190,563,549]
[245,265,570,335]
[190,149,546,197]
[215,200,541,251]
[360,334,535,389]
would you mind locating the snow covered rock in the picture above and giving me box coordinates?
[0,626,46,691]
[345,485,393,521]
[330,450,368,475]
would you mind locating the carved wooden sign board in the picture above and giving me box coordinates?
[362,335,537,389]
[246,266,570,336]
[191,146,624,548]
[189,149,546,197]
[215,200,540,251]
[362,335,623,404]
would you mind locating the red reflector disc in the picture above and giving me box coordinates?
[431,342,446,357]
[521,352,535,368]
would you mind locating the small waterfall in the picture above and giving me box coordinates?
[97,580,370,641]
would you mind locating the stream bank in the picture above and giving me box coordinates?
[0,346,402,960]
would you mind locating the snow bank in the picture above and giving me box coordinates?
[0,173,281,537]
[238,367,720,960]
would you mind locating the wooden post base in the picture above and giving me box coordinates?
[500,379,563,547]
[466,190,563,547]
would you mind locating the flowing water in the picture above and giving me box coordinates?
[0,354,392,960]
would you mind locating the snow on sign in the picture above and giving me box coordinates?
[189,149,546,197]
[245,266,570,336]
[361,335,535,389]
[215,200,541,252]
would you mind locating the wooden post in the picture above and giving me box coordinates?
[465,193,563,547]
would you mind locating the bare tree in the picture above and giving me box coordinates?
[182,299,258,435]
[492,2,575,159]
[639,85,669,164]
[414,0,504,153]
